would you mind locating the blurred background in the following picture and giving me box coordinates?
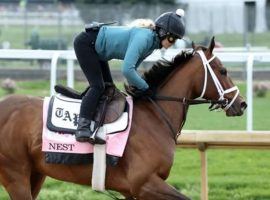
[1,0,270,81]
[0,0,270,200]
[0,0,269,49]
[1,0,270,78]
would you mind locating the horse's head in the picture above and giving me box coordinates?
[191,37,247,116]
[142,37,247,117]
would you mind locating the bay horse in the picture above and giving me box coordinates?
[0,37,246,200]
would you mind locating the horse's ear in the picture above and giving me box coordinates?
[191,41,196,49]
[208,36,215,53]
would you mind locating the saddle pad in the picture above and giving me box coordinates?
[42,96,133,157]
[46,94,128,134]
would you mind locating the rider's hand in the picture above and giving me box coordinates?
[125,85,155,100]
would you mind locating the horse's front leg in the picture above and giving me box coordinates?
[137,175,190,200]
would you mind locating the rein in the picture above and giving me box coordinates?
[148,95,226,143]
[153,95,226,105]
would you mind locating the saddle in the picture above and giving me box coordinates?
[54,83,126,124]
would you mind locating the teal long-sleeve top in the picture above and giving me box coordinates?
[95,26,160,90]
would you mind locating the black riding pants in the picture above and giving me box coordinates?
[73,31,113,120]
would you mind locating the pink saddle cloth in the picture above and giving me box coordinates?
[42,96,133,157]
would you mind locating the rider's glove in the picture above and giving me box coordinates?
[125,85,155,100]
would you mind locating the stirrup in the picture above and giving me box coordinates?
[89,127,106,145]
[89,128,98,144]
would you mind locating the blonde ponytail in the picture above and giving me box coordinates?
[128,19,155,29]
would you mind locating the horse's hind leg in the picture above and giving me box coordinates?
[0,160,33,199]
[2,170,44,200]
[2,173,33,200]
[30,172,46,199]
[137,175,190,200]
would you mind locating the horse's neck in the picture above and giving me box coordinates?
[157,67,195,134]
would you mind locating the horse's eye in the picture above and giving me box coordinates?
[220,68,227,76]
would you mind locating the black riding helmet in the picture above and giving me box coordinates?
[155,9,185,42]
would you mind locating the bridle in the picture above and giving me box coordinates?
[197,50,239,111]
[148,50,240,142]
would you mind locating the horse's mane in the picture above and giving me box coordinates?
[142,49,194,88]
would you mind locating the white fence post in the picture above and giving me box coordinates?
[67,59,74,88]
[246,54,254,132]
[50,51,61,96]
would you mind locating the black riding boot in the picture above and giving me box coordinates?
[75,118,92,142]
[75,117,106,144]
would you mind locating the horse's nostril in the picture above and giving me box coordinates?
[240,101,247,110]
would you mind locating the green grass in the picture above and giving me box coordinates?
[184,94,270,131]
[0,80,269,200]
[169,149,270,200]
[185,83,270,131]
[0,25,82,49]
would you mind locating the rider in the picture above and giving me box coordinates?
[74,9,186,145]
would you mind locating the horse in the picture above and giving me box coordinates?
[0,37,247,200]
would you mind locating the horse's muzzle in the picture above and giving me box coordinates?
[240,101,247,112]
[226,100,247,117]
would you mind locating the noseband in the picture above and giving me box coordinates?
[149,50,240,142]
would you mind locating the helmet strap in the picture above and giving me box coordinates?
[155,28,165,48]
[157,28,167,40]
[156,28,177,48]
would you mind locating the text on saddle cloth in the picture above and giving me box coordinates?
[42,96,133,157]
[46,94,128,134]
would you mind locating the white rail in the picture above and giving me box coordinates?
[0,49,76,95]
[1,49,270,131]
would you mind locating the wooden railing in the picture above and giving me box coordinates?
[177,130,270,200]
